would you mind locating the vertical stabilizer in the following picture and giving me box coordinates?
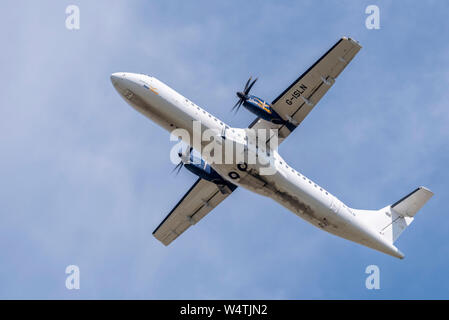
[353,187,433,249]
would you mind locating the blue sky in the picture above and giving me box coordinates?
[0,0,448,299]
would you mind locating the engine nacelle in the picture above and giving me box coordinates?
[184,155,236,193]
[242,95,282,124]
[243,95,296,131]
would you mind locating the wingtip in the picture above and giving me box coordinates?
[342,36,362,48]
[419,186,434,196]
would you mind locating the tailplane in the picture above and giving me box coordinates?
[354,187,433,245]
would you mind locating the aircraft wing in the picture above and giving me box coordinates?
[249,37,362,144]
[153,178,237,245]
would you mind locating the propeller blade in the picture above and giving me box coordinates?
[244,77,252,92]
[245,77,258,95]
[176,162,183,174]
[232,76,257,113]
[232,99,242,111]
[171,161,183,174]
[233,100,243,114]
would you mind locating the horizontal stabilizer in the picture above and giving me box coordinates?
[391,186,434,217]
[353,186,434,250]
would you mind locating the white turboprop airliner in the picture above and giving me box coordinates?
[111,37,433,259]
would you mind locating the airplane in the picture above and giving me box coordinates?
[111,37,433,259]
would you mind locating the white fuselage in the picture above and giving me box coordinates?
[111,72,403,258]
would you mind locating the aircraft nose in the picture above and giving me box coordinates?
[110,72,122,85]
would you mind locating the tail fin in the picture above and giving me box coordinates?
[354,187,434,244]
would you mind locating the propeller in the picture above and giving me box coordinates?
[171,146,193,175]
[232,76,258,113]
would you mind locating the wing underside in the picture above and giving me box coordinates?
[153,178,236,245]
[250,37,362,145]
